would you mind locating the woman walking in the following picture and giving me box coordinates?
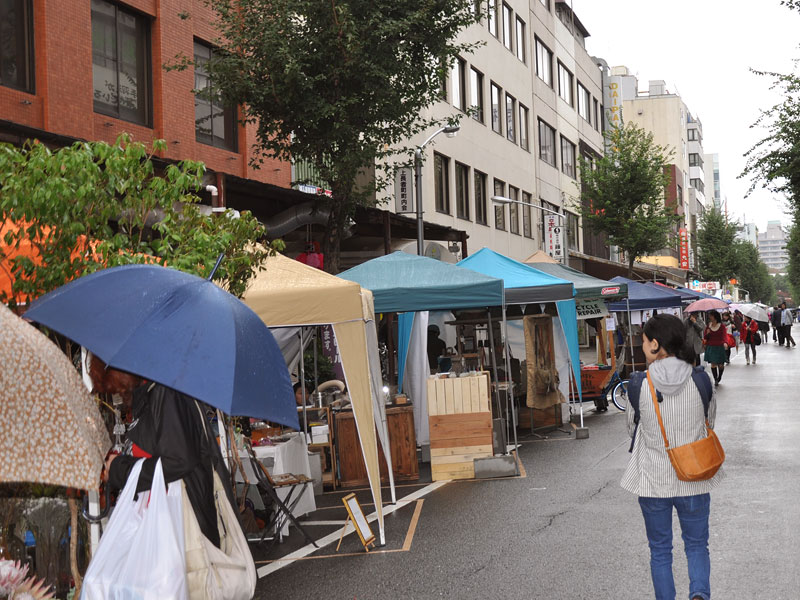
[622,314,724,600]
[703,310,728,387]
[720,311,734,364]
[741,315,759,365]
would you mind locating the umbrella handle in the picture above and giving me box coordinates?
[81,486,111,523]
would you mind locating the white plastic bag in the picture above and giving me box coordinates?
[82,459,188,600]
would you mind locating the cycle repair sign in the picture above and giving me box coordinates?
[575,298,609,320]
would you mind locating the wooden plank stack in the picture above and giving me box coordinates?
[427,372,493,481]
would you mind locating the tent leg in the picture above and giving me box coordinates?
[313,327,319,404]
[502,306,520,475]
[627,298,635,378]
[486,311,502,418]
[300,328,308,439]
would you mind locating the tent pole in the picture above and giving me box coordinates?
[627,298,635,376]
[300,328,308,438]
[503,305,520,474]
[486,310,501,419]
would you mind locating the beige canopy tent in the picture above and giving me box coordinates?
[241,253,386,544]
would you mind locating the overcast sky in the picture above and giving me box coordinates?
[572,0,800,232]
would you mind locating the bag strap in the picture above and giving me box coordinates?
[647,372,672,450]
[627,371,646,453]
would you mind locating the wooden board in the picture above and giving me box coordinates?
[430,444,493,457]
[429,412,492,440]
[431,462,475,480]
[429,435,493,450]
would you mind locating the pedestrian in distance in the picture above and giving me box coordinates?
[621,314,724,600]
[771,305,784,345]
[684,312,705,367]
[780,302,796,347]
[757,316,770,343]
[720,311,734,365]
[702,310,728,387]
[740,315,759,365]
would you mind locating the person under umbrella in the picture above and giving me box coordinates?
[740,315,760,365]
[703,311,728,387]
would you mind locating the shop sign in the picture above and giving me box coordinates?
[603,75,623,130]
[576,298,609,320]
[394,167,414,214]
[545,214,564,261]
[600,286,620,296]
[689,281,719,292]
[679,228,689,270]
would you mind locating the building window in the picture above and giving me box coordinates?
[491,82,502,134]
[515,17,526,62]
[194,41,238,151]
[538,119,556,167]
[690,178,704,194]
[488,0,498,37]
[505,93,516,143]
[509,186,520,235]
[91,0,151,125]
[689,153,703,168]
[469,68,484,123]
[0,0,34,93]
[522,191,533,238]
[677,183,684,206]
[687,128,699,141]
[593,98,600,131]
[561,136,576,178]
[451,57,466,111]
[566,212,579,250]
[502,4,513,51]
[577,83,590,123]
[475,170,488,225]
[494,179,506,231]
[455,162,470,220]
[434,153,450,214]
[535,38,552,86]
[557,62,573,106]
[518,104,529,151]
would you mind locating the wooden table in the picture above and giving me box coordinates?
[335,404,419,487]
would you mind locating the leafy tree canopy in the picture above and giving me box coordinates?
[576,123,678,275]
[696,208,740,284]
[196,0,481,271]
[0,136,275,307]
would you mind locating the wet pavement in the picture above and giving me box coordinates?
[254,326,800,599]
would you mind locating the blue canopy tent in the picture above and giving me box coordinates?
[678,286,718,300]
[457,248,583,435]
[644,282,696,303]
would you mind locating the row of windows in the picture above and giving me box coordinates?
[537,119,577,179]
[534,37,602,131]
[2,0,237,152]
[482,1,527,63]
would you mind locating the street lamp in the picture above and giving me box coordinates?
[491,195,568,264]
[416,125,460,255]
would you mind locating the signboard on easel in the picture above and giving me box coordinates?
[337,493,375,552]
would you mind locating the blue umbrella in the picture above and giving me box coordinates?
[24,264,297,428]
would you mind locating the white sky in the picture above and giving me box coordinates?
[572,0,800,232]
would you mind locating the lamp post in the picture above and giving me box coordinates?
[415,125,460,255]
[491,195,568,264]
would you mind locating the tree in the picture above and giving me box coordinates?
[696,208,740,284]
[198,0,480,273]
[576,123,677,276]
[0,136,275,307]
[732,241,775,304]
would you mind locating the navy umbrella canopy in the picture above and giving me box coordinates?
[25,264,297,428]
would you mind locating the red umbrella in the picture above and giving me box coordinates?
[685,297,729,313]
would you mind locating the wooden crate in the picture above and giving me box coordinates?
[427,373,494,481]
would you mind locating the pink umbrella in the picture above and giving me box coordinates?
[685,297,730,313]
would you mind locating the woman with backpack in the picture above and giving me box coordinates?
[621,314,724,600]
[740,315,760,365]
[702,310,728,387]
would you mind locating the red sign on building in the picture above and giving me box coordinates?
[679,228,689,270]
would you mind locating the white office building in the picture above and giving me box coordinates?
[758,221,789,271]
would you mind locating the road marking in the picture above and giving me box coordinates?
[256,481,448,577]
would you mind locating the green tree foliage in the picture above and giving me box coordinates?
[732,241,775,304]
[696,208,740,284]
[0,136,274,306]
[576,123,677,276]
[199,0,481,272]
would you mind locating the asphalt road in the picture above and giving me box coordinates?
[254,327,800,599]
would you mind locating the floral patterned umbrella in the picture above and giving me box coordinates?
[0,304,110,491]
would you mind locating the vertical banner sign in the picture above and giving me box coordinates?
[545,214,564,262]
[679,228,689,269]
[394,167,414,214]
[603,75,623,132]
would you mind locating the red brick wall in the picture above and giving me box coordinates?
[0,0,291,190]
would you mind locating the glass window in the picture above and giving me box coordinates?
[535,38,552,86]
[689,153,703,168]
[194,41,238,151]
[0,0,34,93]
[470,67,483,123]
[494,179,506,231]
[538,119,556,167]
[561,136,576,178]
[456,162,470,220]
[677,184,684,205]
[505,93,516,143]
[488,0,498,37]
[509,186,520,235]
[475,170,488,225]
[522,191,533,238]
[434,153,450,214]
[566,212,579,250]
[557,62,573,106]
[690,179,705,194]
[502,4,513,51]
[687,129,699,141]
[577,83,590,122]
[451,57,466,111]
[92,0,151,125]
[515,17,526,62]
[491,82,502,134]
[518,104,529,151]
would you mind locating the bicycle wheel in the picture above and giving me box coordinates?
[611,380,628,411]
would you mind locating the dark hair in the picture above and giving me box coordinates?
[643,314,695,364]
[707,310,721,324]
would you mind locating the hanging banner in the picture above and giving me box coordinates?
[394,167,414,214]
[679,228,689,270]
[603,75,623,130]
[575,298,610,320]
[545,214,564,262]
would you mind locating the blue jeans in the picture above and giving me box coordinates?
[638,494,711,600]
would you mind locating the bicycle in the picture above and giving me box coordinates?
[576,366,629,412]
[605,369,629,411]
